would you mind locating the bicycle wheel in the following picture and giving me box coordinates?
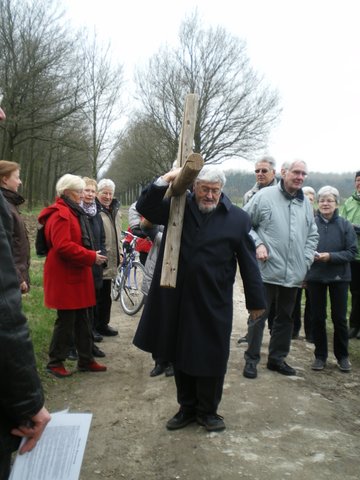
[120,261,145,315]
[111,268,122,301]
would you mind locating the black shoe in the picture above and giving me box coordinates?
[92,345,106,358]
[164,364,174,377]
[292,332,300,339]
[305,336,314,343]
[97,325,118,336]
[150,364,165,377]
[93,331,103,343]
[237,334,248,344]
[243,362,257,379]
[197,413,226,432]
[348,327,359,339]
[267,361,296,376]
[67,349,78,361]
[166,410,196,430]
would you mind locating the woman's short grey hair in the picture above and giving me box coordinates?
[317,185,340,204]
[195,165,226,188]
[98,178,115,193]
[56,174,85,196]
[302,186,316,196]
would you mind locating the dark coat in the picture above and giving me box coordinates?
[133,182,266,377]
[0,191,44,456]
[87,204,106,290]
[306,209,358,283]
[0,187,30,287]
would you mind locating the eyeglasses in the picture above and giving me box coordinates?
[199,186,221,195]
[318,199,336,204]
[290,170,308,178]
[255,169,270,174]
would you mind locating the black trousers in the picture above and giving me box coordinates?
[292,288,312,338]
[174,369,225,415]
[96,279,112,329]
[48,308,93,367]
[349,261,360,330]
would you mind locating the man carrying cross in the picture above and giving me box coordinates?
[133,164,266,432]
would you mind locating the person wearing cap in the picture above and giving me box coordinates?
[306,186,357,372]
[341,171,360,339]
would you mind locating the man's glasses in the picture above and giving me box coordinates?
[255,169,270,174]
[199,186,221,195]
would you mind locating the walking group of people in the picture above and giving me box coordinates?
[1,119,359,476]
[38,175,124,377]
[133,159,359,433]
[240,158,359,380]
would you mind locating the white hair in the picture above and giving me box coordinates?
[317,185,340,204]
[195,165,226,187]
[98,178,116,193]
[56,174,85,196]
[302,186,316,196]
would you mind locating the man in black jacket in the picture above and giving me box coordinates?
[0,190,50,479]
[133,165,266,432]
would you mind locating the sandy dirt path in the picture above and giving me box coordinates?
[46,277,360,480]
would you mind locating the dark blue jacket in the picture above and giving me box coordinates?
[306,209,358,283]
[133,181,266,376]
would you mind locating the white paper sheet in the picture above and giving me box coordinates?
[9,412,92,480]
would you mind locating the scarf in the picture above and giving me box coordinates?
[62,195,95,250]
[81,200,97,217]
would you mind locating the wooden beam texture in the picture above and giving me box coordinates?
[160,93,200,288]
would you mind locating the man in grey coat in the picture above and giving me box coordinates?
[242,160,319,379]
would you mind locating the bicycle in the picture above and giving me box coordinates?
[111,230,146,315]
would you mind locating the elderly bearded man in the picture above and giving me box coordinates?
[133,165,266,432]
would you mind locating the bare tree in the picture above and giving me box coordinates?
[0,0,88,206]
[106,115,175,204]
[134,11,281,166]
[79,32,125,179]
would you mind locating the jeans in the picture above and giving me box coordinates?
[307,281,349,361]
[245,283,298,365]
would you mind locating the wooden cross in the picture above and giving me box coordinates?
[160,93,204,288]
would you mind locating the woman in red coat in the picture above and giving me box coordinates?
[38,174,108,378]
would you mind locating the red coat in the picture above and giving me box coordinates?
[38,198,96,310]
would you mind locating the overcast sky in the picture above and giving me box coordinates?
[63,0,360,174]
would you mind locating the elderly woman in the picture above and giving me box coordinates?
[0,160,30,293]
[306,186,357,372]
[96,179,123,336]
[38,174,107,377]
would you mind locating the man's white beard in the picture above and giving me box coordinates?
[198,203,217,214]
